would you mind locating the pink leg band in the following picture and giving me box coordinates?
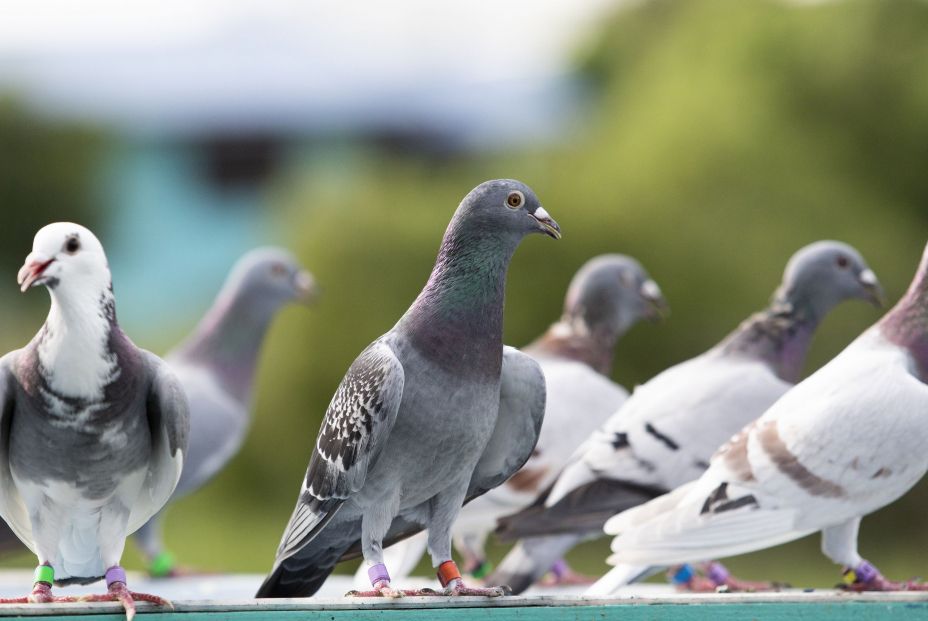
[368,563,390,588]
[105,566,127,587]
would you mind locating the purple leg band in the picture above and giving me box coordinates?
[855,560,880,584]
[105,566,127,587]
[550,559,569,580]
[706,561,730,586]
[368,563,390,588]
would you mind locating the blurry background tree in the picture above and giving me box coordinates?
[2,0,928,586]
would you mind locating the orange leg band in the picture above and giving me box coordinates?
[437,561,462,588]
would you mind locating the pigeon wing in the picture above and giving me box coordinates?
[273,339,405,563]
[0,352,33,552]
[128,351,190,533]
[466,346,546,501]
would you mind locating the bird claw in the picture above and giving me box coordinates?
[345,584,405,598]
[79,583,172,621]
[843,576,928,592]
[448,584,511,597]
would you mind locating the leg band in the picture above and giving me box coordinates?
[149,551,175,578]
[33,565,54,586]
[105,566,127,587]
[437,560,462,588]
[706,561,730,586]
[844,560,879,585]
[669,563,695,585]
[367,563,390,588]
[471,560,493,580]
[550,559,569,580]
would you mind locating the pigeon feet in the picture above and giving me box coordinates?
[79,582,173,621]
[842,562,928,592]
[0,582,78,604]
[345,582,407,598]
[445,582,511,597]
[670,562,782,593]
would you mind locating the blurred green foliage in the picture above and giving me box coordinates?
[0,97,107,324]
[6,0,928,589]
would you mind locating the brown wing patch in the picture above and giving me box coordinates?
[758,420,845,498]
[506,466,549,493]
[715,421,757,483]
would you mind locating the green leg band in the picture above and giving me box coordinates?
[149,551,176,578]
[470,560,493,580]
[34,564,54,586]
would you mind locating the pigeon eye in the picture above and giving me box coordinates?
[64,237,80,254]
[836,256,849,269]
[506,191,524,209]
[270,263,288,277]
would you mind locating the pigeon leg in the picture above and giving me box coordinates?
[842,560,928,592]
[0,565,79,604]
[77,566,172,621]
[435,560,511,596]
[538,559,598,587]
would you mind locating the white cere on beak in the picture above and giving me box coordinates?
[534,206,553,221]
[859,269,878,287]
[640,279,662,300]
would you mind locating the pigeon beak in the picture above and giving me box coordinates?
[858,269,885,308]
[530,207,561,240]
[293,270,319,304]
[639,279,670,321]
[17,255,55,293]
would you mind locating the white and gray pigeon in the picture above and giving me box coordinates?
[255,179,560,599]
[602,240,928,593]
[133,248,317,576]
[490,241,883,594]
[0,223,188,619]
[356,254,668,587]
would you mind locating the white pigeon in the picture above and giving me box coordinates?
[0,223,188,619]
[355,254,668,587]
[602,240,928,593]
[492,241,883,594]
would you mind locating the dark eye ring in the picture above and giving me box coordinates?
[836,256,849,268]
[65,237,80,254]
[506,191,524,209]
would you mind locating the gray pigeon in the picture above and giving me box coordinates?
[491,241,883,594]
[602,241,928,592]
[0,223,188,619]
[255,179,560,598]
[133,248,317,576]
[359,254,667,587]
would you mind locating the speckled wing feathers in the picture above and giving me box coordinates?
[275,340,404,562]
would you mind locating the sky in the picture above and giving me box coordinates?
[0,0,623,135]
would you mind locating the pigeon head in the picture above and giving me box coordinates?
[225,247,318,309]
[774,241,884,318]
[449,179,560,243]
[563,254,669,337]
[17,222,111,297]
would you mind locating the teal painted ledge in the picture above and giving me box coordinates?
[0,592,926,620]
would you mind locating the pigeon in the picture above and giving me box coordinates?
[355,254,668,588]
[133,248,317,576]
[491,241,883,594]
[255,179,560,599]
[0,223,188,619]
[602,240,928,593]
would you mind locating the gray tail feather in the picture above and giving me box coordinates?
[487,534,582,595]
[496,478,665,541]
[256,521,360,598]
